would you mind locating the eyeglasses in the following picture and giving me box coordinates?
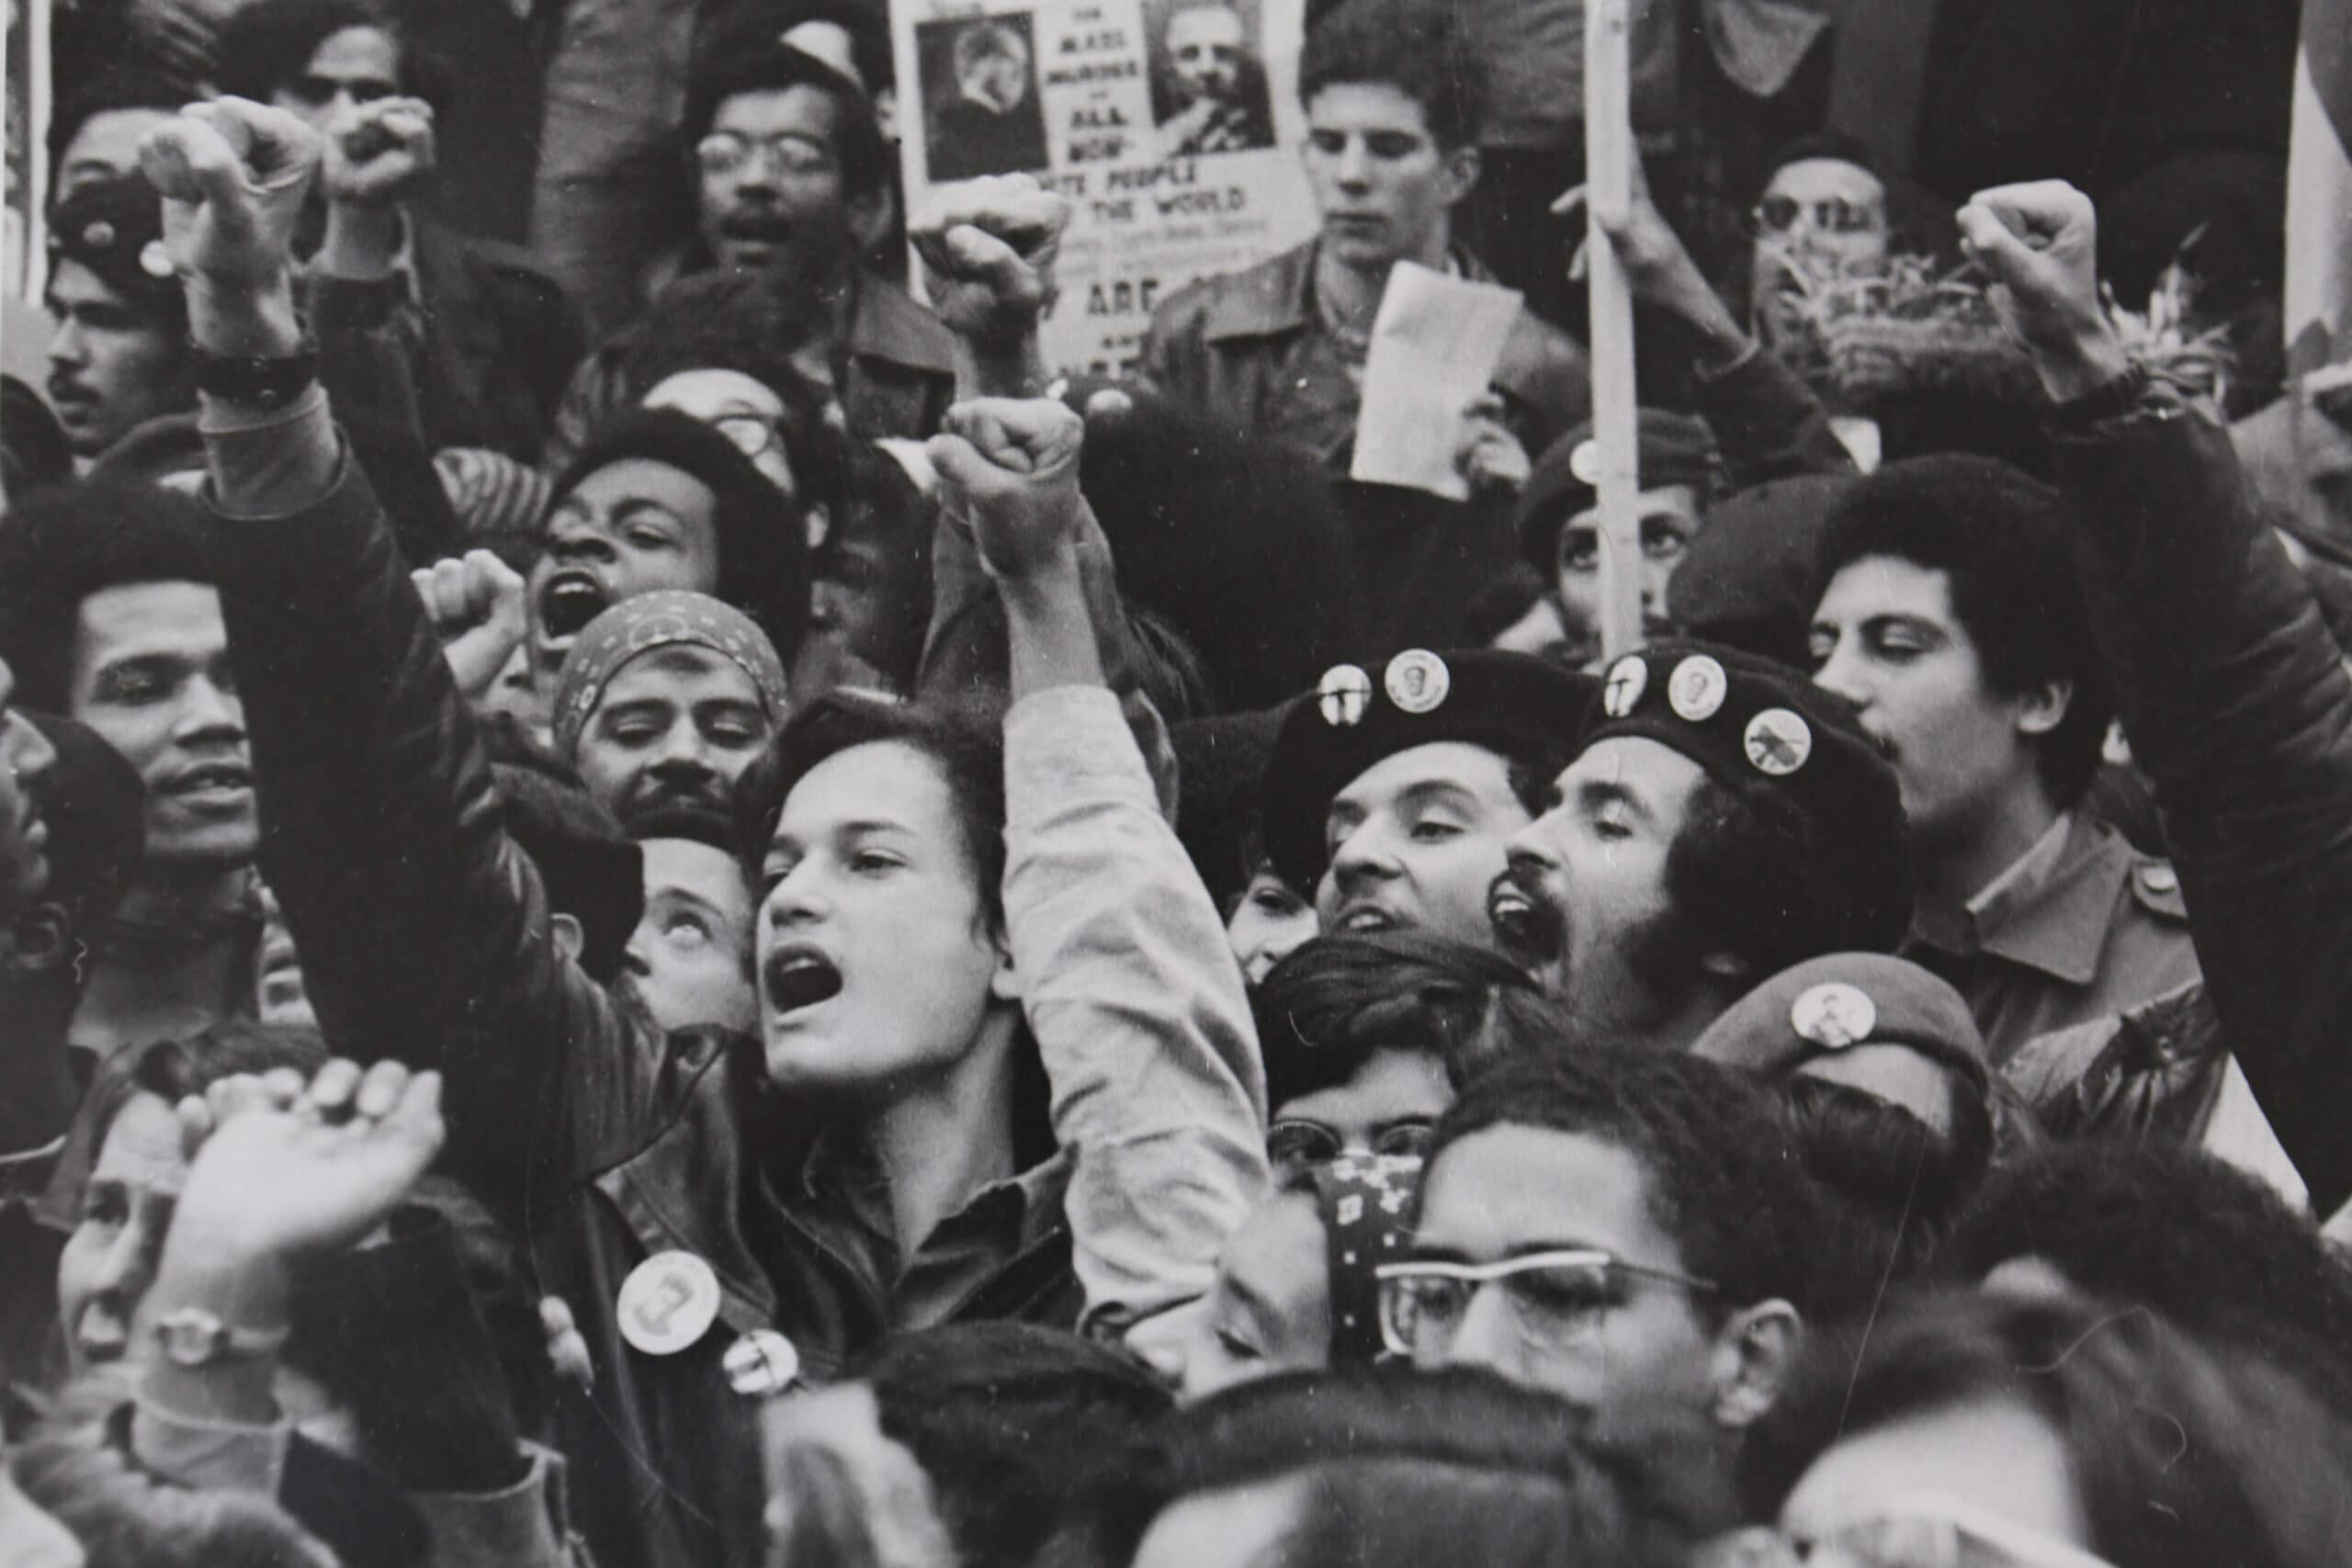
[1375,1248,1718,1358]
[1266,1118,1434,1179]
[1710,1493,2120,1568]
[695,131,838,180]
[1752,195,1884,236]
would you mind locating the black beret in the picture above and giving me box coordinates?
[47,174,180,310]
[1667,472,1859,669]
[1516,409,1722,568]
[1262,649,1596,896]
[1691,953,1986,1080]
[1582,637,1910,953]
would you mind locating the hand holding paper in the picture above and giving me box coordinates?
[1349,263,1524,501]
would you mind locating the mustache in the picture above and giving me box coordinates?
[622,771,732,818]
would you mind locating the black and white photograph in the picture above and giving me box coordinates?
[1146,0,1276,157]
[6,0,2352,1562]
[915,11,1050,181]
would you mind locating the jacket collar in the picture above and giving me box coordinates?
[1913,813,2127,985]
[1198,239,1496,344]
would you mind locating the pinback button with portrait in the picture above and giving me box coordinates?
[617,1250,722,1356]
[724,1329,801,1395]
[1601,655,1647,717]
[1789,982,1876,1050]
[1667,655,1727,722]
[1384,649,1451,716]
[1317,663,1372,728]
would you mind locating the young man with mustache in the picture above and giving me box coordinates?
[1487,639,1912,1052]
[1807,457,2199,1070]
[155,96,1261,1568]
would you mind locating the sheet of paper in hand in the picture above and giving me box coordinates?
[1349,263,1524,501]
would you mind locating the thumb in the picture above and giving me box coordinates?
[923,431,1001,499]
[1955,202,2044,284]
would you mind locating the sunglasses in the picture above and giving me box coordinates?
[1265,1118,1434,1179]
[1375,1248,1717,1358]
[1753,195,1884,236]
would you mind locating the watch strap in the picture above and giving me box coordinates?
[190,339,321,411]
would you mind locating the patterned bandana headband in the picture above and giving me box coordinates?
[552,592,791,758]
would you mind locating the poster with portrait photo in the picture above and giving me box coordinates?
[893,0,1315,378]
[1144,0,1275,158]
[917,13,1053,180]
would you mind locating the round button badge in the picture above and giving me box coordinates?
[1385,649,1451,716]
[1790,982,1877,1050]
[1602,655,1647,718]
[617,1250,721,1357]
[724,1329,802,1395]
[1667,655,1727,722]
[1317,663,1373,728]
[1743,708,1814,776]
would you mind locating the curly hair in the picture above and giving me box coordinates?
[1297,0,1484,150]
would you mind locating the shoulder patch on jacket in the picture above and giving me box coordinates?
[2130,858,2188,920]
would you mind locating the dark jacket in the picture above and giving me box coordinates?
[208,432,1264,1567]
[1141,238,1592,468]
[308,216,585,465]
[2051,389,2352,1213]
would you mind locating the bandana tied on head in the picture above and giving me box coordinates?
[1312,1153,1424,1366]
[552,592,791,759]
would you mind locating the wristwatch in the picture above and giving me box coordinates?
[153,1307,292,1368]
[189,339,320,410]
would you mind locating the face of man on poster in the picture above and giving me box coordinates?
[1167,6,1249,108]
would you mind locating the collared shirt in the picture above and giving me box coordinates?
[1903,811,2202,1069]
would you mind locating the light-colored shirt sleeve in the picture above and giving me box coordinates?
[1003,684,1270,1332]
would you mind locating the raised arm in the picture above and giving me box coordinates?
[144,99,662,1205]
[1962,179,2352,1211]
[928,398,1270,1330]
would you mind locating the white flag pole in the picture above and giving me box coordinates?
[1583,0,1641,660]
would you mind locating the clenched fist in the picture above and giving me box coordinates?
[910,175,1069,349]
[1956,180,2130,401]
[924,397,1088,581]
[413,549,530,700]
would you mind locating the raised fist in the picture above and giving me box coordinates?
[924,397,1088,581]
[138,96,320,296]
[1956,180,2129,400]
[413,549,530,700]
[322,96,437,209]
[910,174,1069,347]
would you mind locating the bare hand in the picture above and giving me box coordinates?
[910,175,1069,346]
[167,1058,444,1267]
[322,96,436,209]
[1555,148,1722,316]
[924,397,1087,581]
[412,550,529,701]
[1455,394,1532,497]
[1955,180,2129,399]
[138,97,319,297]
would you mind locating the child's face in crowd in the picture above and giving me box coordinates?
[754,739,1012,1090]
[627,836,759,1034]
[57,1090,187,1373]
[532,460,725,671]
[1317,741,1532,953]
[1226,871,1316,987]
[67,581,256,874]
[1267,1046,1451,1179]
[1554,487,1702,649]
[1302,83,1475,273]
[572,645,773,819]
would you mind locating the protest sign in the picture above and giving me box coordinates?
[892,0,1317,376]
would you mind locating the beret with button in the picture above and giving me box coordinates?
[1580,637,1911,953]
[1667,472,1860,670]
[1516,408,1723,569]
[1690,953,1987,1080]
[48,174,181,310]
[1261,649,1596,896]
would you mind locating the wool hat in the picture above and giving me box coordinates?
[1667,472,1859,669]
[1690,953,1987,1080]
[551,591,790,759]
[1580,637,1911,953]
[1516,409,1722,569]
[1261,649,1596,896]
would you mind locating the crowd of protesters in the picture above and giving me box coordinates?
[4,0,2352,1562]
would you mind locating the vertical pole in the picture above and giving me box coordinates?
[1584,0,1641,659]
